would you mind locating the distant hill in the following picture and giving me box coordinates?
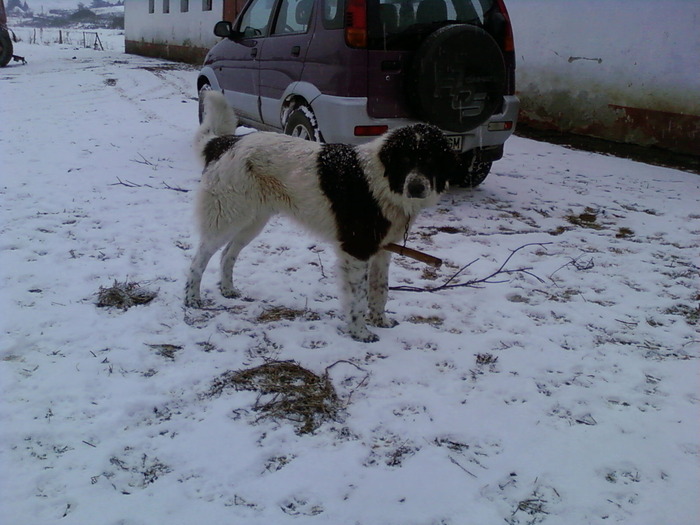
[7,1,124,29]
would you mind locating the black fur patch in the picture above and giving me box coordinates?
[379,124,457,194]
[203,135,241,166]
[318,144,390,261]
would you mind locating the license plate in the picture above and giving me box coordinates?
[446,135,463,151]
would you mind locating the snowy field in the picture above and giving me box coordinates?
[1,35,699,525]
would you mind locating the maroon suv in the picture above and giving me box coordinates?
[197,0,519,186]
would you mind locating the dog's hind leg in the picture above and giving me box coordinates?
[185,237,224,307]
[339,254,378,342]
[219,215,270,298]
[367,250,399,328]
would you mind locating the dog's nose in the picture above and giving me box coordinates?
[407,180,427,198]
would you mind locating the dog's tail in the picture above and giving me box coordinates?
[194,90,239,164]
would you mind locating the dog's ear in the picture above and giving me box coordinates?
[409,124,459,193]
[431,145,459,194]
[379,127,419,194]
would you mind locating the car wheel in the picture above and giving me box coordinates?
[408,24,506,132]
[0,28,14,68]
[197,82,212,124]
[454,150,492,188]
[284,106,323,142]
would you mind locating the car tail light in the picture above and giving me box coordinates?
[494,0,516,95]
[345,0,367,48]
[354,125,388,136]
[494,0,515,53]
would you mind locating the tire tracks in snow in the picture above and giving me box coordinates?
[100,60,198,132]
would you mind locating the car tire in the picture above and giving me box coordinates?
[454,150,492,188]
[0,28,14,68]
[408,24,506,132]
[284,106,323,142]
[197,82,212,124]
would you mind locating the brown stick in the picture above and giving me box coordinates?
[384,243,443,268]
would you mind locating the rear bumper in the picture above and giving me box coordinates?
[313,94,520,149]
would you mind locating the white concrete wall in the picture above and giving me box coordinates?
[506,0,700,152]
[124,0,223,49]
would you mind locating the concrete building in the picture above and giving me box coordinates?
[507,0,699,155]
[124,0,245,64]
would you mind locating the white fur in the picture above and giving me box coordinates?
[193,91,239,164]
[185,91,444,342]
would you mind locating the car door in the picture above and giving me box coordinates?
[257,0,315,128]
[217,0,277,124]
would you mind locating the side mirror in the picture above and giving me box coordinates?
[214,21,238,39]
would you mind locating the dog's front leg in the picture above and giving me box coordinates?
[367,250,398,328]
[339,254,378,342]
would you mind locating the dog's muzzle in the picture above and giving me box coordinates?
[405,174,431,199]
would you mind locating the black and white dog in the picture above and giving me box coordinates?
[185,91,458,342]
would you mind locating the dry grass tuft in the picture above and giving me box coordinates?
[565,208,603,230]
[207,361,341,434]
[146,344,182,360]
[664,303,699,325]
[475,353,499,366]
[256,306,321,323]
[96,280,156,309]
[407,315,444,327]
[615,227,635,238]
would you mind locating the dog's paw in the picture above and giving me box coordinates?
[347,325,380,343]
[354,332,380,343]
[185,297,217,309]
[184,297,203,308]
[219,285,241,299]
[184,291,212,309]
[367,313,399,329]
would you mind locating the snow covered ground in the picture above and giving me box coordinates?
[1,36,699,525]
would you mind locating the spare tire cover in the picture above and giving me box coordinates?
[408,24,506,132]
[0,28,14,68]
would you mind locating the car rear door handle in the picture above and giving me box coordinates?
[291,46,300,57]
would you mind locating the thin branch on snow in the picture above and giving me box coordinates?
[549,253,595,279]
[162,181,190,193]
[131,153,157,167]
[111,177,152,188]
[110,177,190,192]
[389,242,552,293]
[448,456,478,478]
[325,359,371,408]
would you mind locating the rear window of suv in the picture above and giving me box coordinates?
[323,0,496,49]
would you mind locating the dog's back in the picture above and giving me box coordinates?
[194,91,239,165]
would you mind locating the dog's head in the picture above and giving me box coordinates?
[378,124,459,200]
